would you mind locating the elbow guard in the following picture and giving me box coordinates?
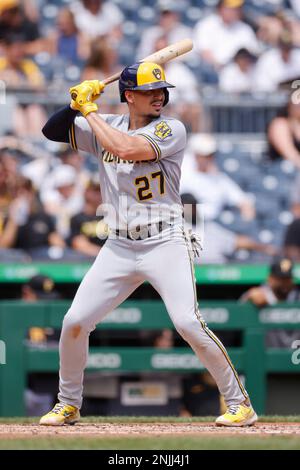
[42,106,78,143]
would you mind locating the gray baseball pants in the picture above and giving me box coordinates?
[58,225,248,409]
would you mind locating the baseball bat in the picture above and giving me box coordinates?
[71,38,193,101]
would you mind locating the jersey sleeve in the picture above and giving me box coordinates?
[69,115,100,154]
[70,114,116,154]
[138,118,187,161]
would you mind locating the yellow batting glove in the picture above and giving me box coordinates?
[69,80,105,105]
[85,80,105,101]
[80,101,98,117]
[70,99,98,117]
[69,80,105,117]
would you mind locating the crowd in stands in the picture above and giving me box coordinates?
[1,0,300,263]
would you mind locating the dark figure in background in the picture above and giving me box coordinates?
[22,274,61,416]
[268,101,300,170]
[0,0,42,55]
[69,179,108,258]
[240,258,300,348]
[0,177,65,260]
[22,274,61,345]
[180,373,220,417]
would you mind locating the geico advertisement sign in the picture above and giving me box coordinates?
[87,353,121,369]
[151,354,203,369]
[102,308,142,324]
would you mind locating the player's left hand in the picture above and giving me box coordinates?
[72,100,98,117]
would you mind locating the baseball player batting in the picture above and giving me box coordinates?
[39,60,257,427]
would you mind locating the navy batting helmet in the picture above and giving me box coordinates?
[119,62,175,106]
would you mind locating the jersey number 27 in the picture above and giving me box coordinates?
[135,171,165,201]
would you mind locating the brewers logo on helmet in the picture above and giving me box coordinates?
[119,62,175,106]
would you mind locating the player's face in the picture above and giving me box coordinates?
[131,89,165,118]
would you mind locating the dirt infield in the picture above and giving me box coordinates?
[0,422,299,438]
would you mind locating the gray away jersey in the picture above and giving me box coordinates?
[69,113,187,230]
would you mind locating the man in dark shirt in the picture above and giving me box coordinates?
[0,177,65,258]
[69,179,108,258]
[15,211,56,251]
[240,258,300,348]
[284,218,300,261]
[0,0,40,53]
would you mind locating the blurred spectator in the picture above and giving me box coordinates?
[41,164,85,239]
[256,8,300,48]
[23,274,61,345]
[152,35,202,132]
[268,101,300,169]
[22,0,39,23]
[0,148,22,233]
[219,47,257,93]
[253,30,300,92]
[0,0,42,55]
[0,34,45,88]
[153,329,174,349]
[0,147,19,197]
[182,192,275,264]
[0,177,66,260]
[56,146,91,189]
[82,36,119,79]
[256,13,285,47]
[82,36,120,80]
[22,274,61,302]
[0,133,50,160]
[41,147,91,195]
[21,154,57,192]
[70,0,123,42]
[240,258,300,348]
[180,134,277,263]
[22,273,61,417]
[136,0,192,61]
[69,179,108,258]
[181,134,255,222]
[0,134,55,190]
[21,144,88,192]
[283,216,300,261]
[193,0,259,70]
[46,7,90,66]
[81,36,121,110]
[0,152,22,260]
[22,274,61,345]
[290,171,300,219]
[0,34,47,138]
[278,9,300,47]
[180,372,220,417]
